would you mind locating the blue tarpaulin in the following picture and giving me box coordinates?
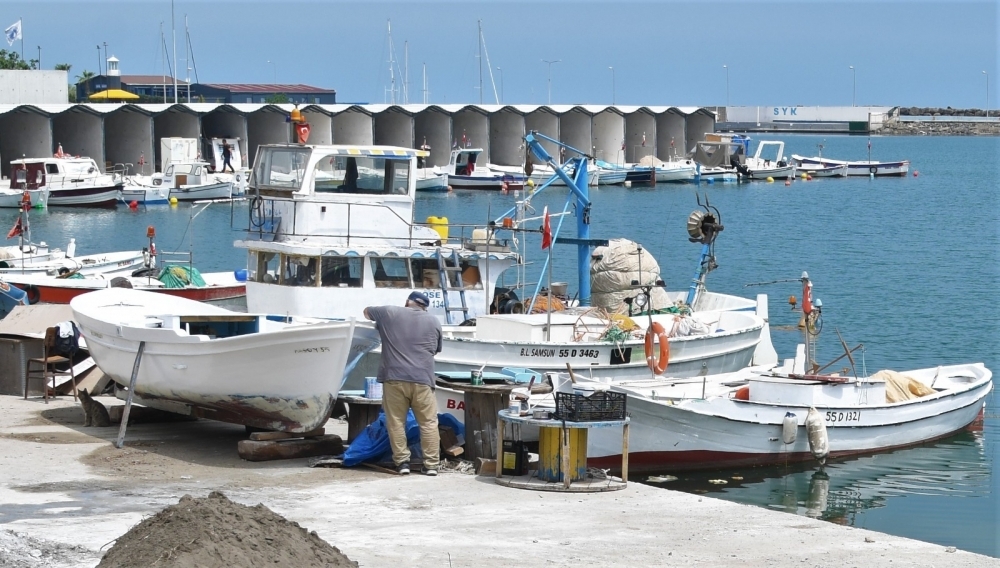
[343,410,465,467]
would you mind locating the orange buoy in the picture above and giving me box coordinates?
[128,200,139,209]
[734,386,750,400]
[644,322,670,374]
[913,171,919,177]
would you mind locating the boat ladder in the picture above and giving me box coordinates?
[436,248,469,324]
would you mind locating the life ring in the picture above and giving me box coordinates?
[644,322,670,374]
[869,166,877,174]
[24,285,40,304]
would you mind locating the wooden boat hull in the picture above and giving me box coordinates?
[72,289,381,432]
[587,364,992,473]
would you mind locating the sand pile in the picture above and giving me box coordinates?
[97,491,357,568]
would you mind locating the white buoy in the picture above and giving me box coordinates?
[782,411,797,444]
[805,407,829,463]
[624,181,632,188]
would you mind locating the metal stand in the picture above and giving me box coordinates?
[115,341,145,449]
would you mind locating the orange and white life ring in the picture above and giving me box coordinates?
[644,322,670,374]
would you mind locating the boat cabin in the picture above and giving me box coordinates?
[9,157,102,190]
[448,148,486,175]
[156,161,214,188]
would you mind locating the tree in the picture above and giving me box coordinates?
[0,50,32,70]
[265,93,289,104]
[74,70,95,84]
[54,63,71,73]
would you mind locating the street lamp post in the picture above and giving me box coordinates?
[496,67,504,104]
[96,45,101,76]
[850,65,856,107]
[984,71,989,120]
[723,64,729,107]
[36,46,40,70]
[609,66,615,105]
[542,59,560,105]
[267,60,276,84]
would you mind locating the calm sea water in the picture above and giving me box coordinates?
[4,134,997,556]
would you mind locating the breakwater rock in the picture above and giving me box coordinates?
[881,120,1000,136]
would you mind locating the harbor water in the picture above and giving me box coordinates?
[3,134,996,556]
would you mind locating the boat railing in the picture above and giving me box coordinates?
[159,250,194,272]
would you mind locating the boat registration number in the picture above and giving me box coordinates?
[825,411,860,423]
[518,347,600,359]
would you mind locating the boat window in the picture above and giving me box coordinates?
[371,257,411,288]
[320,257,363,287]
[35,170,43,184]
[255,252,280,283]
[62,161,96,174]
[45,164,58,174]
[411,257,481,289]
[14,169,25,183]
[194,165,203,176]
[282,255,317,286]
[255,147,311,190]
[312,156,409,195]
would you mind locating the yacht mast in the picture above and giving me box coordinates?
[160,22,166,103]
[184,14,191,102]
[386,20,396,104]
[422,63,427,104]
[404,40,409,104]
[171,0,177,104]
[477,20,483,104]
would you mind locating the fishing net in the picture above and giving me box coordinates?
[158,265,206,288]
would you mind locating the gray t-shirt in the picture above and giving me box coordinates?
[365,305,442,388]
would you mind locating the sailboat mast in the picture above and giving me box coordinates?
[184,15,191,102]
[478,20,483,104]
[387,20,395,104]
[404,41,409,104]
[171,0,177,104]
[160,22,166,103]
[422,63,427,104]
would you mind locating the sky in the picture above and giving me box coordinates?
[3,0,997,109]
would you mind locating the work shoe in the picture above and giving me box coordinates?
[421,466,438,477]
[397,463,410,475]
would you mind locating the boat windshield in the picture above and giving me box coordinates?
[254,147,312,191]
[62,161,97,174]
[313,156,410,195]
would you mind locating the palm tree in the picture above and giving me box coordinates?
[74,70,95,84]
[54,63,71,73]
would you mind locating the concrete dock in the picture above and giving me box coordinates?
[0,394,994,568]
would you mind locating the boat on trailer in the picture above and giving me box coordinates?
[72,288,381,433]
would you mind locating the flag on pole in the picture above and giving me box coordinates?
[541,206,552,250]
[7,216,22,239]
[4,20,21,46]
[641,133,646,147]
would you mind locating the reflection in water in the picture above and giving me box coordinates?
[647,429,993,553]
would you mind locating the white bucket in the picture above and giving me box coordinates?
[364,377,383,399]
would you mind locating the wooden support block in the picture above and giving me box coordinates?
[249,427,325,441]
[237,434,344,462]
[439,425,460,452]
[361,462,401,476]
[476,457,496,476]
[443,445,464,457]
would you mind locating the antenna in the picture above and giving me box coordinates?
[386,20,396,104]
[160,21,166,103]
[422,62,428,104]
[479,22,500,104]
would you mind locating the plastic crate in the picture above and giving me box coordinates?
[554,390,627,422]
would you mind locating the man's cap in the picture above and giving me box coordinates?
[407,291,430,308]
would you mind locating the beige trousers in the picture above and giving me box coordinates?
[382,380,440,469]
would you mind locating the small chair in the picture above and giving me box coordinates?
[24,327,77,403]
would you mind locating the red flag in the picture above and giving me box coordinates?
[541,206,552,250]
[7,216,22,239]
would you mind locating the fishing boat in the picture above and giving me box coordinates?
[2,267,246,307]
[790,155,910,177]
[735,140,796,180]
[431,138,775,379]
[0,187,48,208]
[433,148,526,190]
[491,160,600,188]
[235,142,520,323]
[9,154,121,207]
[585,361,991,474]
[795,163,848,178]
[594,161,628,185]
[578,274,992,473]
[158,160,234,201]
[415,168,450,192]
[71,288,381,433]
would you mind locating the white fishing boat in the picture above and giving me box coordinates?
[585,361,992,474]
[594,161,628,185]
[162,161,234,201]
[415,168,450,192]
[491,161,600,188]
[235,143,520,323]
[433,148,526,190]
[71,288,381,433]
[795,163,848,178]
[121,180,171,204]
[791,155,910,177]
[0,186,48,208]
[9,154,121,207]
[735,140,796,180]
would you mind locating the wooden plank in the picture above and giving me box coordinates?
[237,434,344,462]
[249,427,325,441]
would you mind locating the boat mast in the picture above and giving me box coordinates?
[477,20,483,104]
[386,20,396,104]
[184,14,191,103]
[404,40,409,104]
[171,0,177,104]
[422,63,427,104]
[160,22,166,103]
